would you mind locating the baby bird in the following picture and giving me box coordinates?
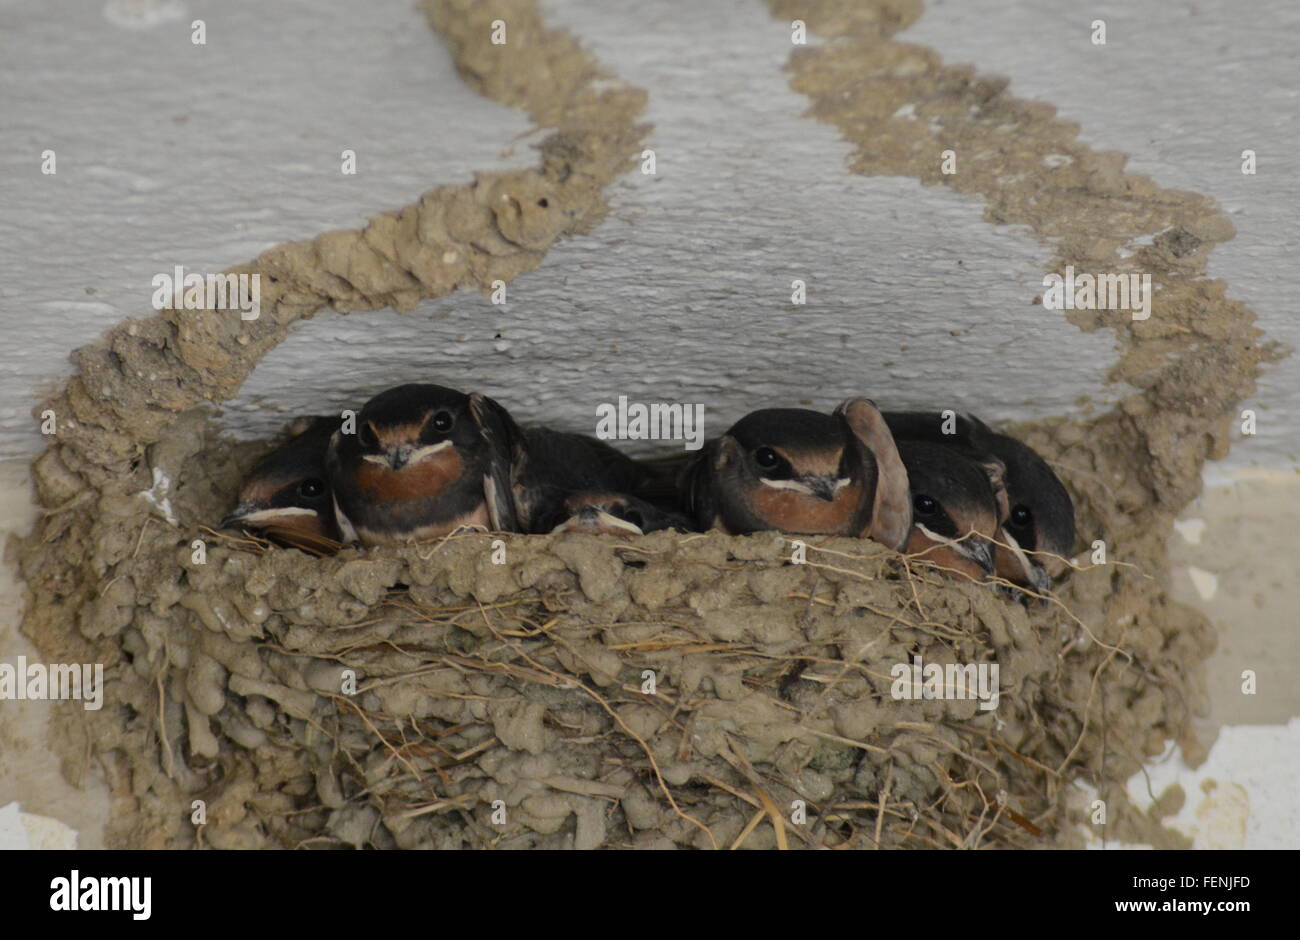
[541,491,692,536]
[895,440,1004,581]
[508,426,655,534]
[326,383,520,545]
[222,415,341,554]
[885,411,1076,591]
[680,398,911,549]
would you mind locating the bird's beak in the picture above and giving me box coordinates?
[759,476,848,501]
[914,523,996,577]
[221,501,260,528]
[552,506,644,536]
[366,439,451,471]
[999,527,1053,594]
[956,535,996,576]
[967,535,993,574]
[222,504,317,529]
[1029,562,1052,595]
[804,476,843,502]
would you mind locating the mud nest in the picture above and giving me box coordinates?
[14,0,1264,849]
[16,408,1216,849]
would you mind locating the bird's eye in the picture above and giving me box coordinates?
[298,478,325,499]
[913,494,937,515]
[625,509,645,528]
[754,447,779,469]
[1011,505,1033,527]
[358,423,379,449]
[432,411,454,433]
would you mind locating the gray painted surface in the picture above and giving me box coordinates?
[0,0,1291,473]
[907,0,1300,473]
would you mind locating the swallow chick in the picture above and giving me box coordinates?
[541,491,692,537]
[326,383,520,546]
[885,411,1076,591]
[680,398,911,549]
[895,440,1003,581]
[222,415,341,554]
[509,426,655,534]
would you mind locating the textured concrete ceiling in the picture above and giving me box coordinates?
[906,0,1300,476]
[1,0,1291,473]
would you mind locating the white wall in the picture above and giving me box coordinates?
[2,1,1291,470]
[906,0,1300,476]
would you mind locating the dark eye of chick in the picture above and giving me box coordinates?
[914,494,937,515]
[1011,505,1033,527]
[754,447,779,469]
[432,411,454,433]
[298,478,325,499]
[358,422,379,450]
